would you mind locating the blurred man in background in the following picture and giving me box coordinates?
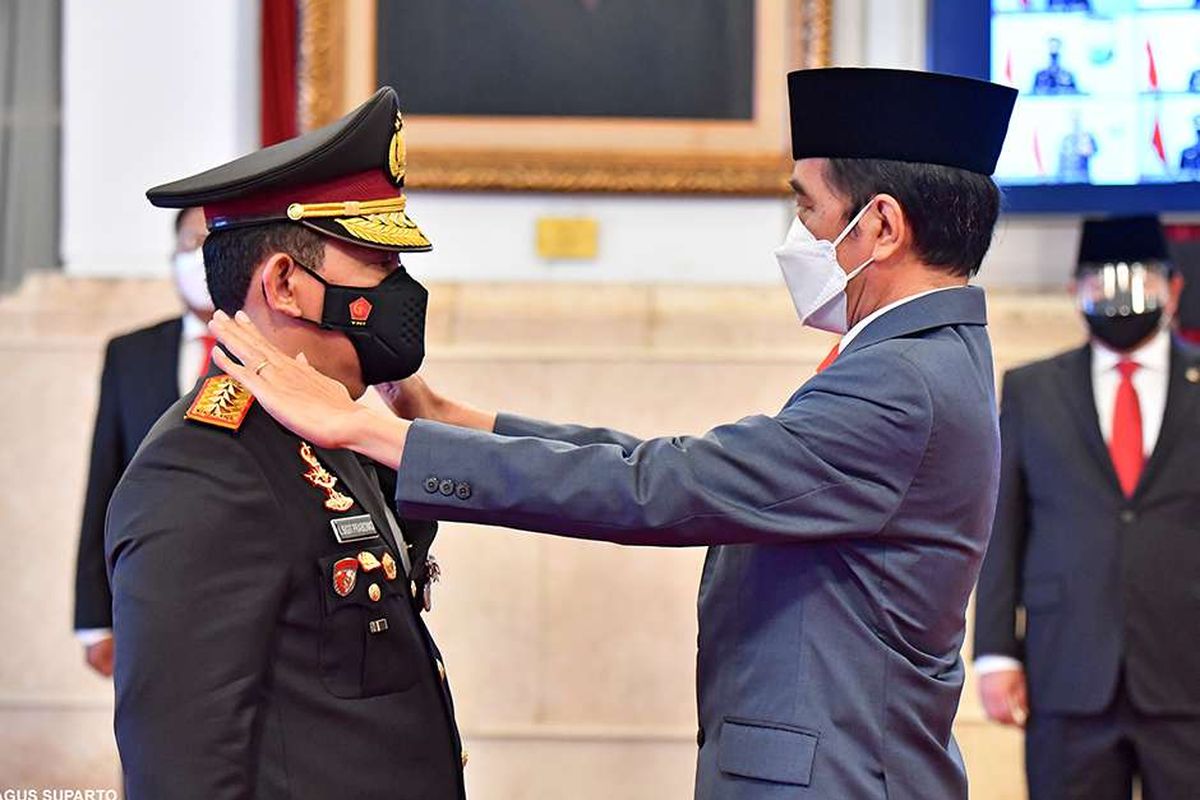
[975,216,1200,800]
[72,207,211,676]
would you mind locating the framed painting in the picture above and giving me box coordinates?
[298,0,832,194]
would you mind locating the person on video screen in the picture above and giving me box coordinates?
[1058,112,1097,183]
[1033,38,1080,95]
[1046,0,1091,10]
[1181,115,1200,178]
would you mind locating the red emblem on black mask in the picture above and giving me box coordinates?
[349,296,373,324]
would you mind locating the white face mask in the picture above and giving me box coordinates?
[171,248,215,313]
[774,200,876,334]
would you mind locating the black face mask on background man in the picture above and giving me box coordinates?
[296,262,428,385]
[1084,310,1163,352]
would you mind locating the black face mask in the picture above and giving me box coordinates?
[296,262,428,385]
[1084,310,1162,352]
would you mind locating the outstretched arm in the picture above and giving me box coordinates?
[210,310,931,548]
[376,374,646,453]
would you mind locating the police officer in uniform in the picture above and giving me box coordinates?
[212,68,1018,800]
[106,88,465,800]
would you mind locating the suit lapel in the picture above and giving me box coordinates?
[1136,347,1200,498]
[1056,345,1123,496]
[314,444,409,576]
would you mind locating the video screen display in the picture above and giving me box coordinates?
[991,0,1200,187]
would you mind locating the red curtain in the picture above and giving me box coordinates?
[260,0,298,146]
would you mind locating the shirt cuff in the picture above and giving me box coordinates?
[974,655,1024,675]
[75,628,113,647]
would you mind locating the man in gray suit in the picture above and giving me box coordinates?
[210,68,1016,799]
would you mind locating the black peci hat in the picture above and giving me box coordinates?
[787,68,1017,175]
[1076,216,1170,273]
[147,87,430,252]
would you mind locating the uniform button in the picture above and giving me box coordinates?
[461,750,469,768]
[1120,509,1137,523]
[424,476,440,494]
[455,481,472,500]
[439,478,455,496]
[410,580,418,598]
[697,727,706,747]
[436,658,446,681]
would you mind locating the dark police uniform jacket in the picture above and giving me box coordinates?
[393,288,1000,800]
[975,343,1200,715]
[106,373,464,800]
[75,317,183,631]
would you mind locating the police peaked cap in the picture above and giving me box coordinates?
[147,87,430,252]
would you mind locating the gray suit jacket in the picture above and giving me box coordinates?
[395,287,999,800]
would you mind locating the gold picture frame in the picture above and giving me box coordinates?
[298,0,831,195]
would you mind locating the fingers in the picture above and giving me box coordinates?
[982,696,1016,726]
[233,309,278,356]
[1011,680,1029,728]
[1009,699,1028,728]
[211,345,259,393]
[209,310,266,370]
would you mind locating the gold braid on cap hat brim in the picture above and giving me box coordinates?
[286,197,430,249]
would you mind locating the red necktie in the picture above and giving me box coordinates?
[815,342,841,374]
[1109,359,1144,497]
[198,334,216,379]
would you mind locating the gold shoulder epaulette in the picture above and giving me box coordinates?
[185,375,254,431]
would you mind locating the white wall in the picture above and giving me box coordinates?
[62,0,259,278]
[58,0,1124,290]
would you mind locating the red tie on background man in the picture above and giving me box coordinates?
[815,342,841,374]
[1110,359,1144,497]
[198,334,216,380]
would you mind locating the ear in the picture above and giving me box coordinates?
[868,193,905,264]
[259,253,307,319]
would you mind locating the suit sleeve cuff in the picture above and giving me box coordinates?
[974,655,1024,675]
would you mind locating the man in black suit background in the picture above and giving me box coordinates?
[73,206,211,676]
[974,216,1200,799]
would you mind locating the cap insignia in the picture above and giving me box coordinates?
[336,210,430,249]
[388,112,407,185]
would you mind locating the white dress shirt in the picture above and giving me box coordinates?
[178,312,214,396]
[974,327,1172,676]
[77,311,211,647]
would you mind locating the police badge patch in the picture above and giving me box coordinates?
[332,557,359,597]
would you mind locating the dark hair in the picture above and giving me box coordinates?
[202,223,326,313]
[823,159,1001,278]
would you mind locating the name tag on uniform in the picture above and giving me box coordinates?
[330,514,380,544]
